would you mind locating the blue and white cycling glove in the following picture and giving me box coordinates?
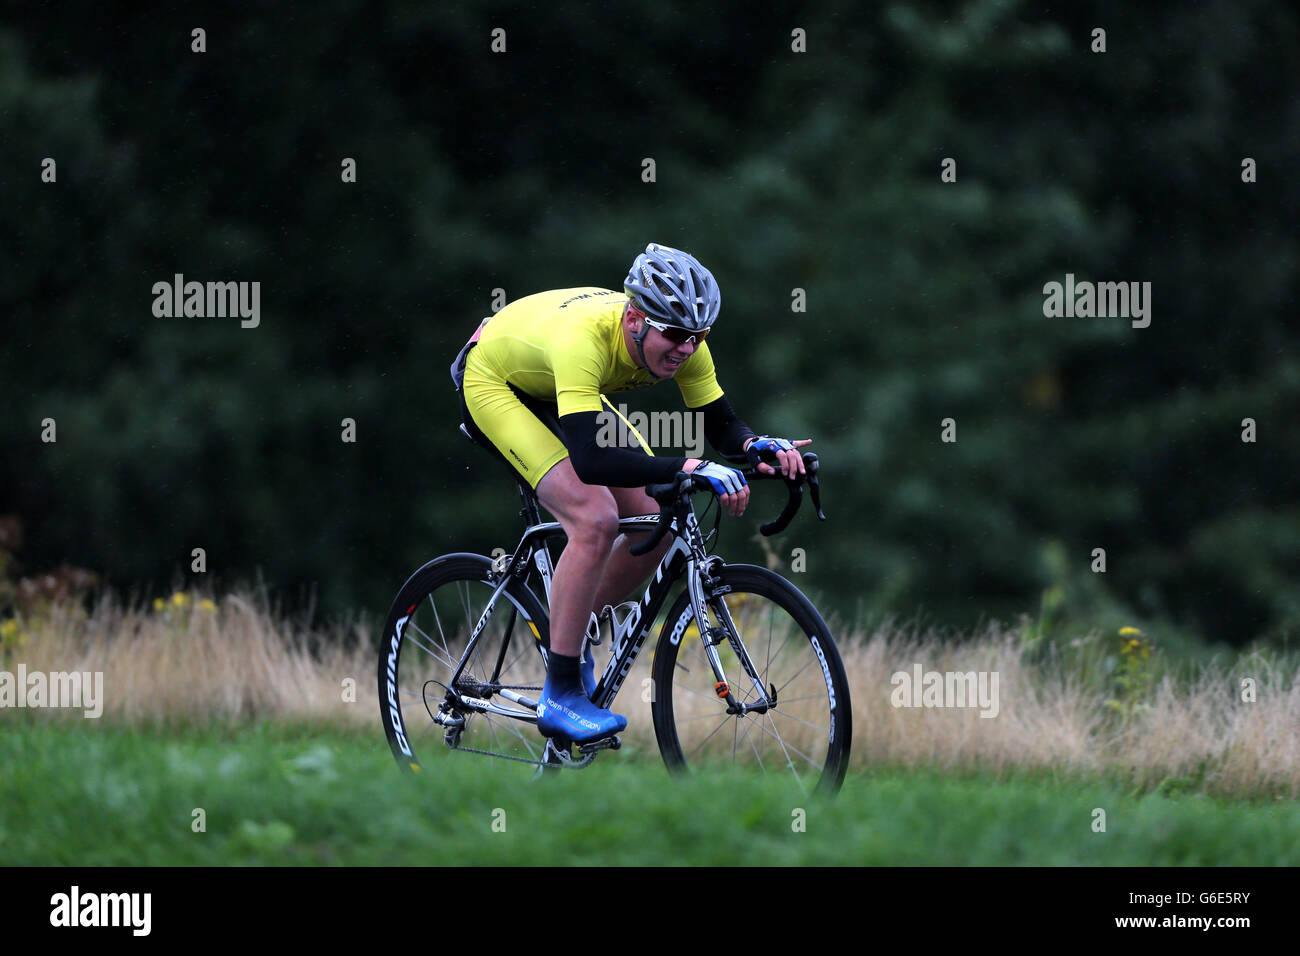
[689,461,748,496]
[746,435,796,469]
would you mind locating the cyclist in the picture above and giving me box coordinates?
[449,243,809,744]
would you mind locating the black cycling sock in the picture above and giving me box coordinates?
[547,652,583,694]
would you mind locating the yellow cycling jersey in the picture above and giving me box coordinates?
[464,287,724,417]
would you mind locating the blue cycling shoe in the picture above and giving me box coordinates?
[536,679,627,743]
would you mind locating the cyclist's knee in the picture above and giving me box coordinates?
[538,463,620,548]
[568,506,620,549]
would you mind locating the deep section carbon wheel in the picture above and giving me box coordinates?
[650,564,852,795]
[379,553,551,771]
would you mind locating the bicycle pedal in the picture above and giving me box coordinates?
[578,734,620,754]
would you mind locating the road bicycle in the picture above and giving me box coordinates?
[378,425,852,795]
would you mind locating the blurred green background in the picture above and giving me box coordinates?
[2,0,1297,647]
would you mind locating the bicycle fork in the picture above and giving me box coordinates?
[687,557,777,716]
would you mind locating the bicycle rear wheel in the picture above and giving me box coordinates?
[379,553,551,772]
[650,564,852,795]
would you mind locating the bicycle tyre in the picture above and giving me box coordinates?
[379,552,551,772]
[650,563,852,795]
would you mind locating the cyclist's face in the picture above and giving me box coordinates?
[645,325,699,377]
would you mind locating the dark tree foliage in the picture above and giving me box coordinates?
[1,0,1296,645]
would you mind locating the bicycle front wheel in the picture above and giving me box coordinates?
[378,553,551,772]
[650,564,852,795]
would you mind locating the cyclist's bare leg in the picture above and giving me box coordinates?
[535,458,621,657]
[589,485,672,613]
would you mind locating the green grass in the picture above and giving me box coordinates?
[2,721,1297,865]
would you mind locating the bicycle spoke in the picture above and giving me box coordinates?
[764,716,813,797]
[769,693,827,706]
[499,633,538,678]
[761,630,798,685]
[459,580,472,635]
[485,714,540,764]
[489,710,542,758]
[416,717,442,747]
[729,602,798,690]
[686,711,740,760]
[387,530,848,792]
[750,712,818,768]
[386,563,553,773]
[774,656,817,698]
[404,622,458,670]
[764,708,830,736]
[737,716,766,773]
[674,683,724,703]
[427,593,454,663]
[660,571,847,794]
[673,709,733,723]
[746,713,812,795]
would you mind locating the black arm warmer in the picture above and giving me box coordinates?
[699,395,757,458]
[561,411,687,487]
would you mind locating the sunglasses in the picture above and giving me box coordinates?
[643,316,709,346]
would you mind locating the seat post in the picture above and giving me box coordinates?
[517,478,543,526]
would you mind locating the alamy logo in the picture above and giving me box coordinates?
[596,403,704,458]
[0,666,102,717]
[151,273,261,328]
[890,664,999,718]
[50,886,151,936]
[1042,273,1151,328]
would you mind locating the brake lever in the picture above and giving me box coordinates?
[806,455,825,520]
[634,452,824,551]
[744,451,823,534]
[629,473,694,556]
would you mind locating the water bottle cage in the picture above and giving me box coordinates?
[586,601,640,648]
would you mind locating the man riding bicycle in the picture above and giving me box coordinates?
[450,243,809,744]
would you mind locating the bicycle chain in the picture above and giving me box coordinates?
[449,743,550,766]
[443,696,561,768]
[449,739,592,768]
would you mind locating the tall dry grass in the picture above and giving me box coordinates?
[840,620,1300,799]
[3,590,1296,799]
[3,591,373,728]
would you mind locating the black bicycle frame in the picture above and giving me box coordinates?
[501,506,713,710]
[452,476,717,712]
[444,477,770,725]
